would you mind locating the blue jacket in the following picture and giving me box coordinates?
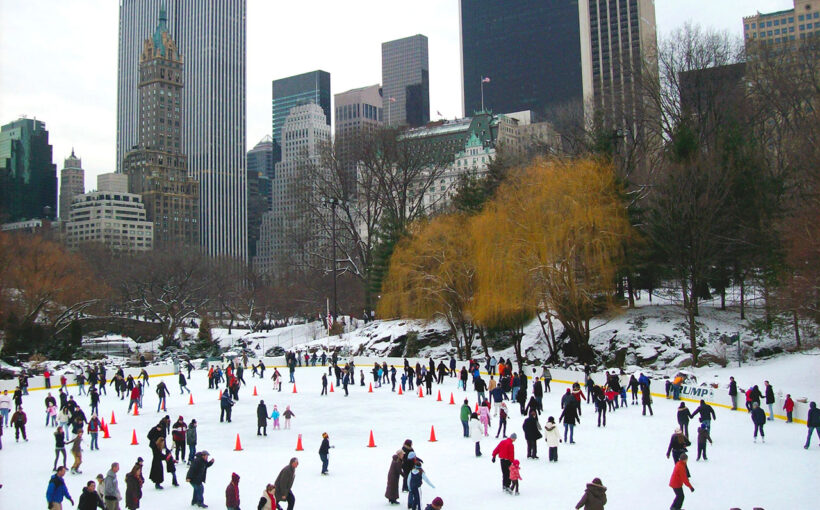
[807,403,820,428]
[46,474,72,504]
[220,392,233,409]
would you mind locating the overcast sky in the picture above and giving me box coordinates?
[0,0,793,190]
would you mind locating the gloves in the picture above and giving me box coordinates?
[690,487,695,493]
[492,457,496,463]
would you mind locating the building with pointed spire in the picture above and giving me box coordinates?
[123,6,199,248]
[59,149,85,220]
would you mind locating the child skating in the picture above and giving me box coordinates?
[509,459,521,495]
[283,405,295,429]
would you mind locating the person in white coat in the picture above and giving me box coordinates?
[544,416,562,462]
[470,412,484,457]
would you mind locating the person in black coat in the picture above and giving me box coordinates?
[728,376,738,410]
[666,428,691,464]
[641,383,653,416]
[318,432,333,474]
[522,410,542,458]
[78,480,105,510]
[691,400,716,431]
[676,403,691,439]
[804,401,820,449]
[751,402,766,442]
[532,376,543,411]
[257,400,269,436]
[559,399,580,443]
[186,450,214,507]
[400,439,414,492]
[764,381,776,421]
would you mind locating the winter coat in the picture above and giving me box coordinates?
[11,410,26,427]
[479,405,490,425]
[319,437,330,455]
[186,453,213,484]
[273,464,296,502]
[559,400,580,425]
[509,462,522,481]
[172,421,187,443]
[47,474,72,504]
[283,408,295,419]
[765,385,775,405]
[544,422,561,447]
[225,473,240,507]
[666,433,690,456]
[104,469,122,501]
[783,397,795,412]
[258,489,276,510]
[697,427,712,446]
[385,454,402,501]
[460,404,471,422]
[677,407,690,425]
[692,403,716,422]
[186,425,197,446]
[575,480,607,510]
[257,403,269,427]
[124,469,143,510]
[78,486,104,510]
[728,380,737,396]
[149,438,165,484]
[750,386,763,404]
[751,407,766,425]
[561,391,575,409]
[669,460,693,489]
[470,418,484,440]
[491,437,515,461]
[807,403,820,427]
[522,416,542,440]
[220,392,234,409]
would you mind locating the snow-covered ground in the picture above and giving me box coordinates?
[1,363,818,509]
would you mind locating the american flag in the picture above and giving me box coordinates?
[388,97,397,102]
[481,77,491,83]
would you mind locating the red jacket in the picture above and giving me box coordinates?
[669,461,693,489]
[130,387,141,400]
[225,474,240,507]
[783,397,794,412]
[491,438,515,461]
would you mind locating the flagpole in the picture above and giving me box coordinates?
[480,78,484,111]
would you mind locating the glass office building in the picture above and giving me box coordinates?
[271,70,331,163]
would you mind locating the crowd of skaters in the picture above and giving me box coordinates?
[0,351,815,509]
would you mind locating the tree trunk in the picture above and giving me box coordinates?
[512,328,525,375]
[688,290,699,366]
[477,328,490,360]
[792,310,801,349]
[627,274,636,308]
[739,278,745,320]
[720,288,726,310]
[535,312,556,360]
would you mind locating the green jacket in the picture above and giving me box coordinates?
[460,404,470,421]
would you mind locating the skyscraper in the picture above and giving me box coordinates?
[247,136,274,259]
[334,84,383,196]
[117,0,247,259]
[123,7,199,248]
[59,150,84,220]
[459,0,657,133]
[256,104,330,275]
[0,118,57,223]
[382,35,429,127]
[271,70,331,163]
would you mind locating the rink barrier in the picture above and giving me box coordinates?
[3,356,811,424]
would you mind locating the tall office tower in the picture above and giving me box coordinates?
[247,136,274,259]
[271,70,331,164]
[0,118,57,223]
[256,104,330,275]
[743,0,820,47]
[460,0,657,135]
[123,7,199,248]
[117,0,247,259]
[59,150,85,220]
[334,84,383,196]
[382,35,429,127]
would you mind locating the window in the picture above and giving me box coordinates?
[799,14,805,21]
[774,19,779,26]
[766,20,772,27]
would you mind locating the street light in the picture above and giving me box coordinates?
[321,197,340,321]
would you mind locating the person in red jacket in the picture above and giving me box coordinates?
[491,433,517,494]
[225,472,240,510]
[127,386,141,413]
[783,394,795,423]
[669,453,694,509]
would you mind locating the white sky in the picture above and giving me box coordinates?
[0,0,794,190]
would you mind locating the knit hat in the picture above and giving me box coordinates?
[510,433,517,440]
[432,496,444,506]
[178,415,184,421]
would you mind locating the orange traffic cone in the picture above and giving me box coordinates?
[368,383,373,393]
[253,386,258,396]
[130,429,138,445]
[418,387,424,398]
[110,411,117,425]
[295,434,304,451]
[449,393,455,405]
[218,390,223,400]
[103,424,111,439]
[234,434,243,451]
[367,430,376,448]
[189,394,194,405]
[474,402,479,413]
[162,399,166,411]
[398,386,403,395]
[133,404,139,416]
[330,383,334,393]
[429,425,437,442]
[436,390,442,402]
[292,384,298,394]
[100,417,106,429]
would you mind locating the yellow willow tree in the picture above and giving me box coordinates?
[378,214,477,360]
[471,206,537,374]
[473,157,632,364]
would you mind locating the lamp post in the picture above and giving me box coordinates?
[322,197,339,321]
